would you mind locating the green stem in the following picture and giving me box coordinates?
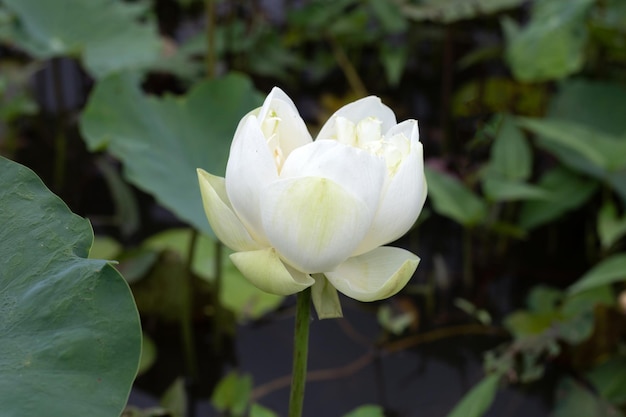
[288,288,311,417]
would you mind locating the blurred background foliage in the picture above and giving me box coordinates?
[2,0,626,416]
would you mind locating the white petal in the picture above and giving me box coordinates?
[258,87,299,123]
[261,176,372,273]
[280,140,385,214]
[230,248,314,296]
[311,274,343,319]
[225,116,277,244]
[197,169,261,252]
[356,117,383,146]
[353,123,427,255]
[326,246,420,302]
[258,87,312,157]
[316,96,397,141]
[385,118,420,143]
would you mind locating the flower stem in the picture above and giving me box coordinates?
[288,288,311,417]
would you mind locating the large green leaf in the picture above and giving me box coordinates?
[1,0,161,78]
[503,0,594,81]
[482,176,550,202]
[0,157,141,416]
[489,115,532,181]
[518,167,597,230]
[540,79,626,203]
[80,72,263,236]
[518,117,626,172]
[445,373,500,417]
[425,166,487,227]
[549,79,626,136]
[568,253,626,295]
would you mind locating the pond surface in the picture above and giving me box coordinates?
[130,295,551,417]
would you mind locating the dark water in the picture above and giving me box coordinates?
[130,295,550,417]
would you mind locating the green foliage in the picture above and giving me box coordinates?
[0,157,141,416]
[424,166,487,227]
[482,177,550,203]
[480,115,550,202]
[588,0,626,73]
[587,356,626,405]
[568,254,626,294]
[486,115,532,182]
[160,378,187,417]
[535,79,626,203]
[549,79,626,134]
[519,117,626,172]
[250,404,280,417]
[481,283,614,402]
[80,72,263,237]
[342,405,385,417]
[89,235,123,260]
[3,0,626,415]
[0,63,38,123]
[452,78,548,117]
[597,200,626,250]
[402,0,525,23]
[518,167,597,230]
[503,284,606,344]
[366,0,407,33]
[377,304,416,335]
[138,332,157,376]
[552,378,624,417]
[504,0,595,81]
[95,157,141,238]
[0,0,160,78]
[211,371,254,417]
[123,377,188,417]
[444,373,500,417]
[142,228,284,321]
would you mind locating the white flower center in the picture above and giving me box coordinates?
[335,116,410,176]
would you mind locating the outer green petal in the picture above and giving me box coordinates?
[326,246,420,302]
[197,169,260,252]
[230,248,315,296]
[261,176,371,273]
[311,274,343,319]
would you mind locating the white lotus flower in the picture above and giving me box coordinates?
[197,87,427,318]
